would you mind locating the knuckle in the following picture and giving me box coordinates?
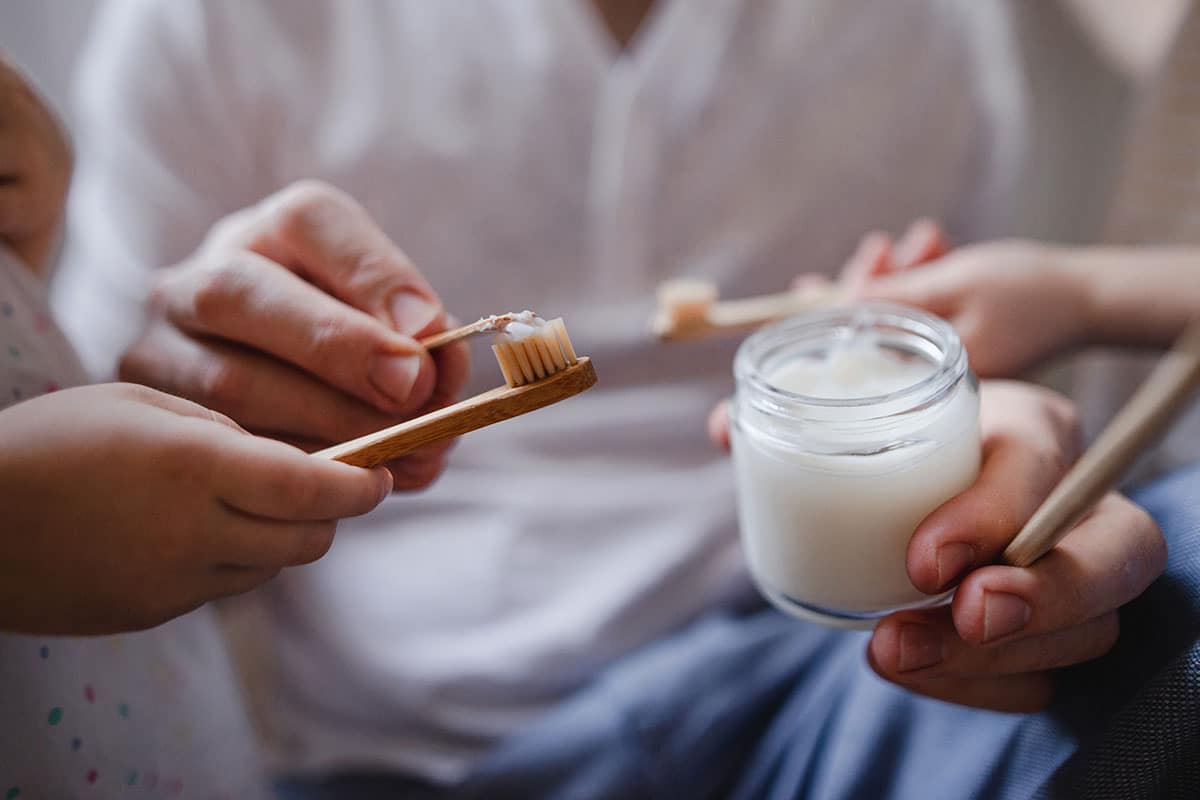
[1036,441,1073,486]
[197,357,251,412]
[273,180,351,232]
[973,513,1017,550]
[191,261,252,328]
[281,178,347,207]
[350,249,408,291]
[306,314,365,369]
[145,269,178,316]
[1048,398,1083,456]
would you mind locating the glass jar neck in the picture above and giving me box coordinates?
[733,304,972,448]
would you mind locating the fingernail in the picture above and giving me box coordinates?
[936,542,976,589]
[898,623,944,672]
[983,592,1030,643]
[390,291,440,337]
[376,468,394,501]
[369,353,422,405]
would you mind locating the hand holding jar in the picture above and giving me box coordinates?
[709,364,1166,713]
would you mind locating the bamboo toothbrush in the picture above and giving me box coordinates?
[314,315,596,468]
[416,312,531,350]
[1003,317,1200,567]
[651,278,846,341]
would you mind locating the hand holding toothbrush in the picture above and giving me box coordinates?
[0,383,392,635]
[120,181,470,489]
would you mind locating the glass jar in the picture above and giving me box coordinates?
[729,303,980,628]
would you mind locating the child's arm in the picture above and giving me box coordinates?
[838,221,1200,377]
[1064,246,1200,349]
[0,55,71,275]
[0,382,392,635]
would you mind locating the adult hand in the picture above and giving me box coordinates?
[0,55,71,273]
[707,381,1166,712]
[839,220,1091,377]
[867,381,1165,711]
[0,383,393,635]
[120,180,469,489]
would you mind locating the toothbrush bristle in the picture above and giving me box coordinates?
[656,279,718,325]
[491,317,579,388]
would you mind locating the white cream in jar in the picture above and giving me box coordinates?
[729,304,980,627]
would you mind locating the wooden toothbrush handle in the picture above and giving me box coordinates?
[707,286,847,328]
[1002,320,1200,567]
[313,358,597,467]
[418,313,540,350]
[418,318,493,350]
[654,286,847,342]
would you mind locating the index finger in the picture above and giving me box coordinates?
[213,426,393,521]
[951,493,1164,645]
[231,181,444,338]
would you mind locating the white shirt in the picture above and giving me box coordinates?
[0,246,268,799]
[54,0,1028,783]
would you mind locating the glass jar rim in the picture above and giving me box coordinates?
[734,302,968,417]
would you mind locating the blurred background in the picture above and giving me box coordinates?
[2,0,1189,248]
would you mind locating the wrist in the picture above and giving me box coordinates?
[1050,245,1102,350]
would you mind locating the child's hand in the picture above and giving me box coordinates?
[119,181,468,490]
[0,383,392,635]
[838,220,1091,377]
[0,56,71,274]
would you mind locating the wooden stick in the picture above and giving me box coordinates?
[314,357,597,468]
[418,314,523,351]
[1002,319,1200,567]
[651,285,846,341]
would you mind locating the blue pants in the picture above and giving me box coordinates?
[278,463,1200,800]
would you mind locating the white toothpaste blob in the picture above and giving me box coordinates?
[729,305,981,627]
[473,309,542,335]
[494,311,545,340]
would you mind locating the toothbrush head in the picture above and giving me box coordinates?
[491,316,579,388]
[651,279,719,339]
